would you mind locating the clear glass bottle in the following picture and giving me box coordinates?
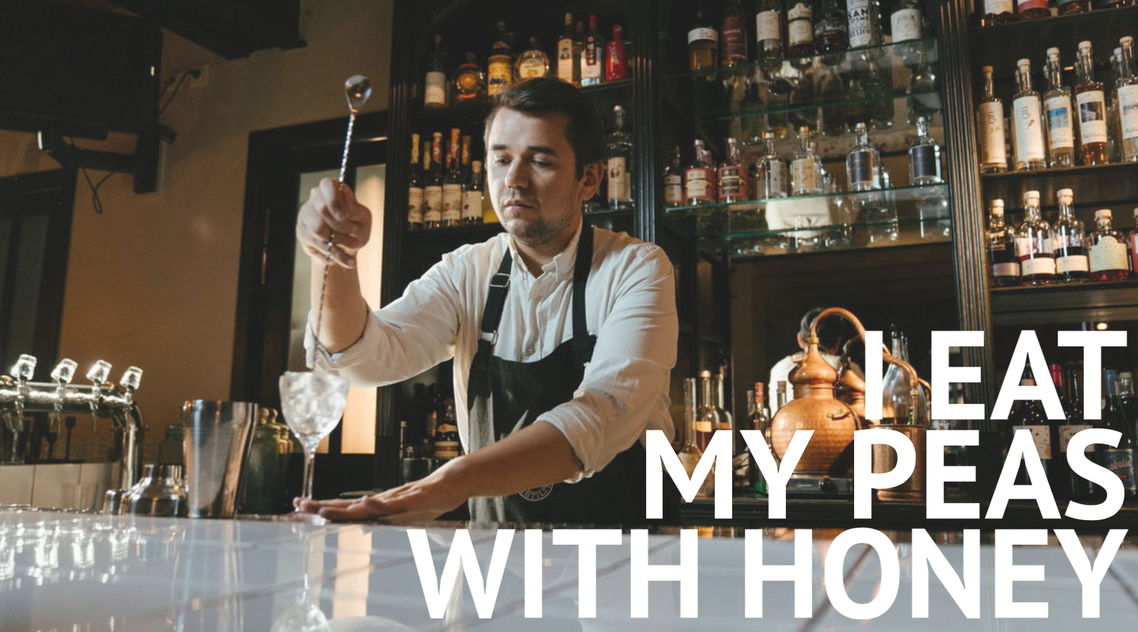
[688,8,719,72]
[424,34,448,108]
[977,65,1009,173]
[442,128,463,228]
[908,116,943,185]
[787,0,816,59]
[556,12,579,85]
[684,139,718,205]
[1117,36,1138,162]
[818,64,847,136]
[721,0,749,67]
[515,36,550,79]
[846,122,880,191]
[1016,0,1050,19]
[581,14,605,86]
[1012,57,1047,170]
[423,133,443,230]
[407,133,424,231]
[980,0,1016,25]
[789,65,819,132]
[1043,47,1076,167]
[695,370,727,452]
[1052,188,1089,282]
[1088,209,1133,281]
[462,160,484,225]
[863,60,894,129]
[663,145,685,207]
[718,137,749,204]
[605,105,634,210]
[679,377,714,498]
[890,0,924,66]
[881,326,929,425]
[907,51,941,125]
[1075,40,1110,165]
[1015,190,1056,285]
[791,127,823,195]
[866,166,899,243]
[756,0,786,72]
[987,199,1021,286]
[487,22,514,96]
[815,0,849,63]
[755,131,788,199]
[1109,47,1123,162]
[847,0,883,51]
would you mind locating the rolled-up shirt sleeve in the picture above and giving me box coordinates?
[304,250,465,386]
[537,245,678,481]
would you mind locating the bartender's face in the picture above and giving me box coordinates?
[486,108,601,247]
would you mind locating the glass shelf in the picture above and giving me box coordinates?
[707,86,941,123]
[666,183,947,214]
[972,4,1138,35]
[669,37,939,81]
[700,218,954,258]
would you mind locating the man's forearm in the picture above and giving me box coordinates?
[310,259,368,353]
[441,421,584,499]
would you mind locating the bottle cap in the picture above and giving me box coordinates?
[981,65,993,73]
[1046,47,1060,58]
[1078,40,1092,52]
[991,198,1005,209]
[1017,58,1031,69]
[1122,36,1135,48]
[1057,188,1073,197]
[1095,209,1112,220]
[1024,190,1040,204]
[991,207,1004,217]
[1057,188,1073,205]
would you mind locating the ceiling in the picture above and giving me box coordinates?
[108,0,305,59]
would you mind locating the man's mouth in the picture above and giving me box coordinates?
[504,199,535,212]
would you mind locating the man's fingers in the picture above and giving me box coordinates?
[318,495,396,521]
[296,497,356,512]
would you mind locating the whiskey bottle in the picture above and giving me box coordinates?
[1088,209,1133,280]
[679,377,713,498]
[487,22,514,96]
[787,0,816,59]
[688,8,719,72]
[581,14,605,85]
[1117,36,1138,162]
[516,36,550,79]
[987,199,1021,286]
[694,371,723,452]
[791,127,823,195]
[684,139,718,205]
[1012,57,1047,171]
[718,137,750,204]
[1015,190,1056,285]
[454,52,486,102]
[424,133,443,230]
[847,0,883,50]
[755,0,785,71]
[847,122,880,191]
[1057,0,1090,12]
[605,25,629,81]
[442,128,463,228]
[908,116,943,184]
[977,65,1009,173]
[721,0,749,67]
[462,160,484,225]
[664,145,685,207]
[755,131,788,199]
[815,0,849,63]
[425,34,448,108]
[1016,0,1051,20]
[979,0,1016,25]
[407,133,424,231]
[1075,40,1110,165]
[1053,188,1090,282]
[1043,47,1076,167]
[556,12,579,85]
[605,105,634,210]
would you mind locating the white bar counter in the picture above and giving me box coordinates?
[3,509,1138,630]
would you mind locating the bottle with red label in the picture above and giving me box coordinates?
[684,139,717,205]
[604,24,629,81]
[721,0,748,67]
[718,137,749,204]
[1015,0,1050,20]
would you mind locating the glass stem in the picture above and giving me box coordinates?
[302,448,316,502]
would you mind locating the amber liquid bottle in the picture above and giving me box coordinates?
[1075,40,1110,165]
[979,0,1016,25]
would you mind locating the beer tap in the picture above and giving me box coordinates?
[10,354,36,428]
[86,360,112,434]
[49,359,77,435]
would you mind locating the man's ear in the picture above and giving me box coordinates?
[578,161,604,203]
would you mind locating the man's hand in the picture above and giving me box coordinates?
[295,458,470,524]
[296,177,372,269]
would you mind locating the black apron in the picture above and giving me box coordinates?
[465,224,673,526]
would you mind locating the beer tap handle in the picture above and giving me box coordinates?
[86,360,112,433]
[9,354,36,382]
[119,366,143,395]
[49,359,77,433]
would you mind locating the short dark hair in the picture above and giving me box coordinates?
[484,77,605,178]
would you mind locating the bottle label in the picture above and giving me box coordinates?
[684,167,716,201]
[848,150,875,186]
[1059,425,1092,452]
[788,4,814,45]
[890,8,922,42]
[487,60,512,95]
[1013,96,1046,163]
[1015,425,1052,460]
[442,184,462,221]
[557,40,575,81]
[408,187,424,223]
[688,27,719,44]
[1015,235,1053,257]
[984,0,1014,12]
[763,162,787,197]
[425,71,447,106]
[1089,236,1130,272]
[989,239,1018,265]
[991,261,1020,277]
[664,174,683,205]
[718,165,748,201]
[581,42,602,80]
[1045,95,1075,150]
[423,187,443,222]
[1076,90,1108,144]
[909,145,939,180]
[1119,84,1138,141]
[1101,447,1138,493]
[756,11,781,44]
[847,0,875,47]
[462,190,483,220]
[607,157,632,203]
[791,157,819,192]
[518,57,546,79]
[1131,232,1138,273]
[1020,255,1057,276]
[978,102,1007,165]
[722,16,746,61]
[1017,0,1049,10]
[1055,253,1089,273]
[693,420,713,433]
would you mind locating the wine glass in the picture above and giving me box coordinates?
[279,371,350,508]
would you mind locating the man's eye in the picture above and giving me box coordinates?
[532,159,550,167]
[493,157,510,166]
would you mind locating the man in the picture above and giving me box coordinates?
[295,77,678,525]
[768,307,855,403]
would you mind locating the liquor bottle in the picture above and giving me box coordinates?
[789,65,819,131]
[1012,58,1047,171]
[980,0,1016,25]
[516,36,550,79]
[663,145,685,207]
[977,65,1009,173]
[908,116,943,185]
[1016,0,1050,19]
[1098,370,1138,497]
[1015,190,1056,284]
[678,377,713,498]
[718,137,749,204]
[1057,0,1090,12]
[1130,207,1138,273]
[907,51,941,124]
[787,0,815,59]
[462,160,484,225]
[755,0,785,69]
[890,0,924,66]
[746,383,772,494]
[740,81,766,145]
[605,25,629,81]
[1010,375,1052,484]
[434,399,462,460]
[1075,41,1110,165]
[556,13,579,85]
[1117,36,1138,162]
[863,61,894,129]
[684,139,717,205]
[881,326,929,425]
[688,8,719,71]
[423,133,443,230]
[1052,188,1090,282]
[768,84,793,139]
[454,52,486,102]
[487,22,514,96]
[1043,47,1076,167]
[581,14,605,86]
[606,105,634,210]
[1050,363,1082,502]
[695,370,725,452]
[818,64,847,135]
[791,127,823,195]
[424,34,448,108]
[721,0,749,67]
[1120,372,1138,423]
[1088,209,1133,280]
[815,0,849,63]
[407,133,424,231]
[1061,363,1096,500]
[987,199,1021,286]
[714,369,735,438]
[442,129,463,228]
[847,0,883,50]
[755,131,789,199]
[847,122,880,191]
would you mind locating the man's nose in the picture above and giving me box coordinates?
[504,160,529,189]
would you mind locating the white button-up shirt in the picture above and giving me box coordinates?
[305,221,677,481]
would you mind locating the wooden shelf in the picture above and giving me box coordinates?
[991,279,1138,326]
[980,163,1138,211]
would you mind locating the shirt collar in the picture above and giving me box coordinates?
[506,217,584,280]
